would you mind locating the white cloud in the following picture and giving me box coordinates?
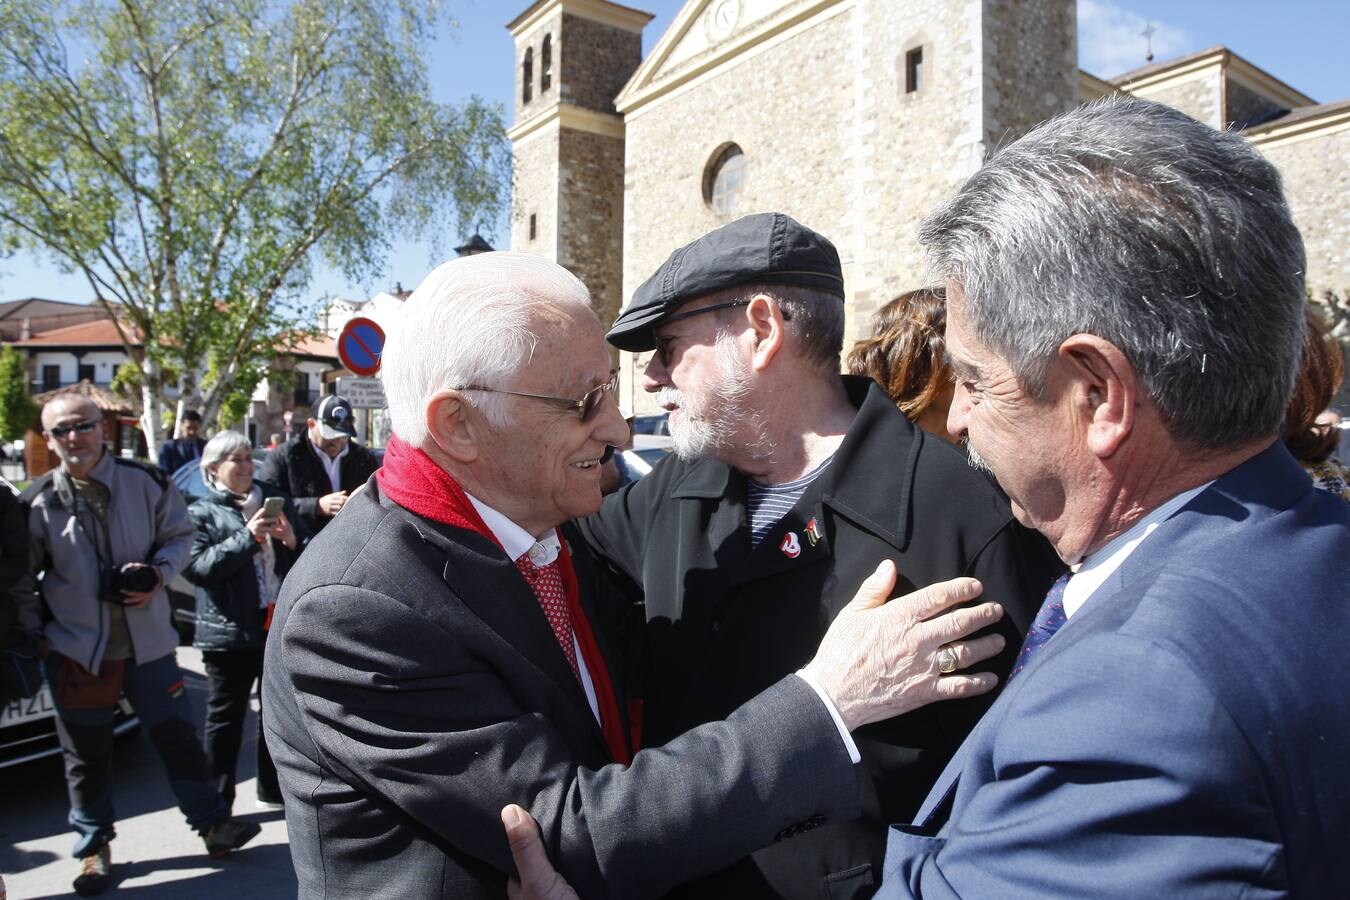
[1078,0,1191,78]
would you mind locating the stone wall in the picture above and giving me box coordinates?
[1226,76,1285,129]
[1125,71,1222,128]
[559,13,643,114]
[514,8,564,122]
[983,0,1078,145]
[510,129,560,256]
[557,128,628,327]
[1258,127,1350,296]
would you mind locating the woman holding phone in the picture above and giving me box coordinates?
[184,431,308,810]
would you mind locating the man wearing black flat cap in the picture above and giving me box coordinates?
[579,212,1063,899]
[258,394,380,535]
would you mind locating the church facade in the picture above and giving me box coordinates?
[507,0,1348,411]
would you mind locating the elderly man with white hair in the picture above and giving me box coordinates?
[262,251,1009,898]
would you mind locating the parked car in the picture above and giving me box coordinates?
[631,414,670,436]
[619,434,673,479]
[0,682,137,770]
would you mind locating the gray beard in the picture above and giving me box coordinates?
[963,441,993,475]
[660,336,772,464]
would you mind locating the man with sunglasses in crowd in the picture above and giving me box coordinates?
[263,251,1008,898]
[23,395,259,896]
[576,213,1064,898]
[258,393,380,535]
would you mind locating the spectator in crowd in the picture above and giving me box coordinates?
[0,476,38,707]
[262,251,1006,899]
[157,409,206,475]
[184,431,307,813]
[507,95,1350,900]
[23,396,259,896]
[585,214,1061,896]
[1282,305,1349,501]
[845,287,957,443]
[266,432,283,451]
[258,395,379,535]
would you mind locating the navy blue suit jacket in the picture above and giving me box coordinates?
[881,443,1350,898]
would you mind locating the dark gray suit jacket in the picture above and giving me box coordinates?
[262,478,861,899]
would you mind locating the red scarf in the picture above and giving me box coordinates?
[376,435,631,764]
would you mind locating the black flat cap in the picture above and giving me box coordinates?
[607,212,844,352]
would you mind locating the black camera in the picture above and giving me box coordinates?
[102,564,159,604]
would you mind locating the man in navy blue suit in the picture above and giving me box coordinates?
[505,96,1350,898]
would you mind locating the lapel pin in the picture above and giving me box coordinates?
[805,517,822,547]
[779,532,801,558]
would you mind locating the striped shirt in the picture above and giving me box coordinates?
[746,457,833,547]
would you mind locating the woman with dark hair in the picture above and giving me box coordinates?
[184,431,307,810]
[1283,306,1349,502]
[846,286,956,442]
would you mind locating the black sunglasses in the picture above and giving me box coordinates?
[460,372,619,423]
[652,300,750,367]
[47,420,100,439]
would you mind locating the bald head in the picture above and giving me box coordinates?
[42,396,105,477]
[41,395,100,429]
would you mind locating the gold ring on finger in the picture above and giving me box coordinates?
[937,647,958,675]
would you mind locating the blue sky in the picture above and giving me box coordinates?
[4,0,1346,306]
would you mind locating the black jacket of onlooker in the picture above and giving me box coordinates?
[256,435,379,535]
[183,479,308,652]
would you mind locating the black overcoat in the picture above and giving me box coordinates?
[579,377,1065,899]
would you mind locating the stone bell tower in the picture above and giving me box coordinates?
[507,0,652,328]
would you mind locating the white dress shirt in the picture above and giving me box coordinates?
[1061,482,1210,619]
[311,441,349,494]
[465,494,600,723]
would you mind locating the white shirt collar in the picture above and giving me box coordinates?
[465,493,561,566]
[311,440,350,493]
[1061,482,1211,618]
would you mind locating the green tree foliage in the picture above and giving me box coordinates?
[0,345,37,441]
[0,0,508,456]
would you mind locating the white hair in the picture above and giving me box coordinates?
[380,251,593,444]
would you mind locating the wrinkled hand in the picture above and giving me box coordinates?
[503,805,578,900]
[318,490,348,517]
[118,563,161,609]
[802,560,1006,731]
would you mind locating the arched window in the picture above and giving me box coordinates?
[522,48,534,103]
[541,34,553,92]
[704,144,747,216]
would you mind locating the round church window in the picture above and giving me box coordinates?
[705,144,746,216]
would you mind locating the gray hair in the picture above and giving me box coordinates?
[918,96,1306,450]
[380,251,593,445]
[707,282,845,374]
[200,431,251,477]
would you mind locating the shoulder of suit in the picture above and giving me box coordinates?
[113,456,170,490]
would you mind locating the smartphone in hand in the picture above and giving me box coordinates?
[261,496,286,519]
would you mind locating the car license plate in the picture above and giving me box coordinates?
[0,684,57,727]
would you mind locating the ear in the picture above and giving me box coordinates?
[1058,334,1135,459]
[745,293,787,372]
[424,390,479,464]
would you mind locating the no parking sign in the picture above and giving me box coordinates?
[337,317,385,377]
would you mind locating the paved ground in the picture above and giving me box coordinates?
[0,647,297,899]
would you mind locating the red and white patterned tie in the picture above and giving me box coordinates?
[515,552,580,682]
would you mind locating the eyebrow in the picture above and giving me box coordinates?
[943,349,983,382]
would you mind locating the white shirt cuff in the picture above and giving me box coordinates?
[795,669,862,765]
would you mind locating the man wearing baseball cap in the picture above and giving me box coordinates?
[579,212,1063,898]
[258,394,380,535]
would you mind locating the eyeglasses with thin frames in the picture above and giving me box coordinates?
[652,300,750,367]
[459,372,619,423]
[46,420,100,439]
